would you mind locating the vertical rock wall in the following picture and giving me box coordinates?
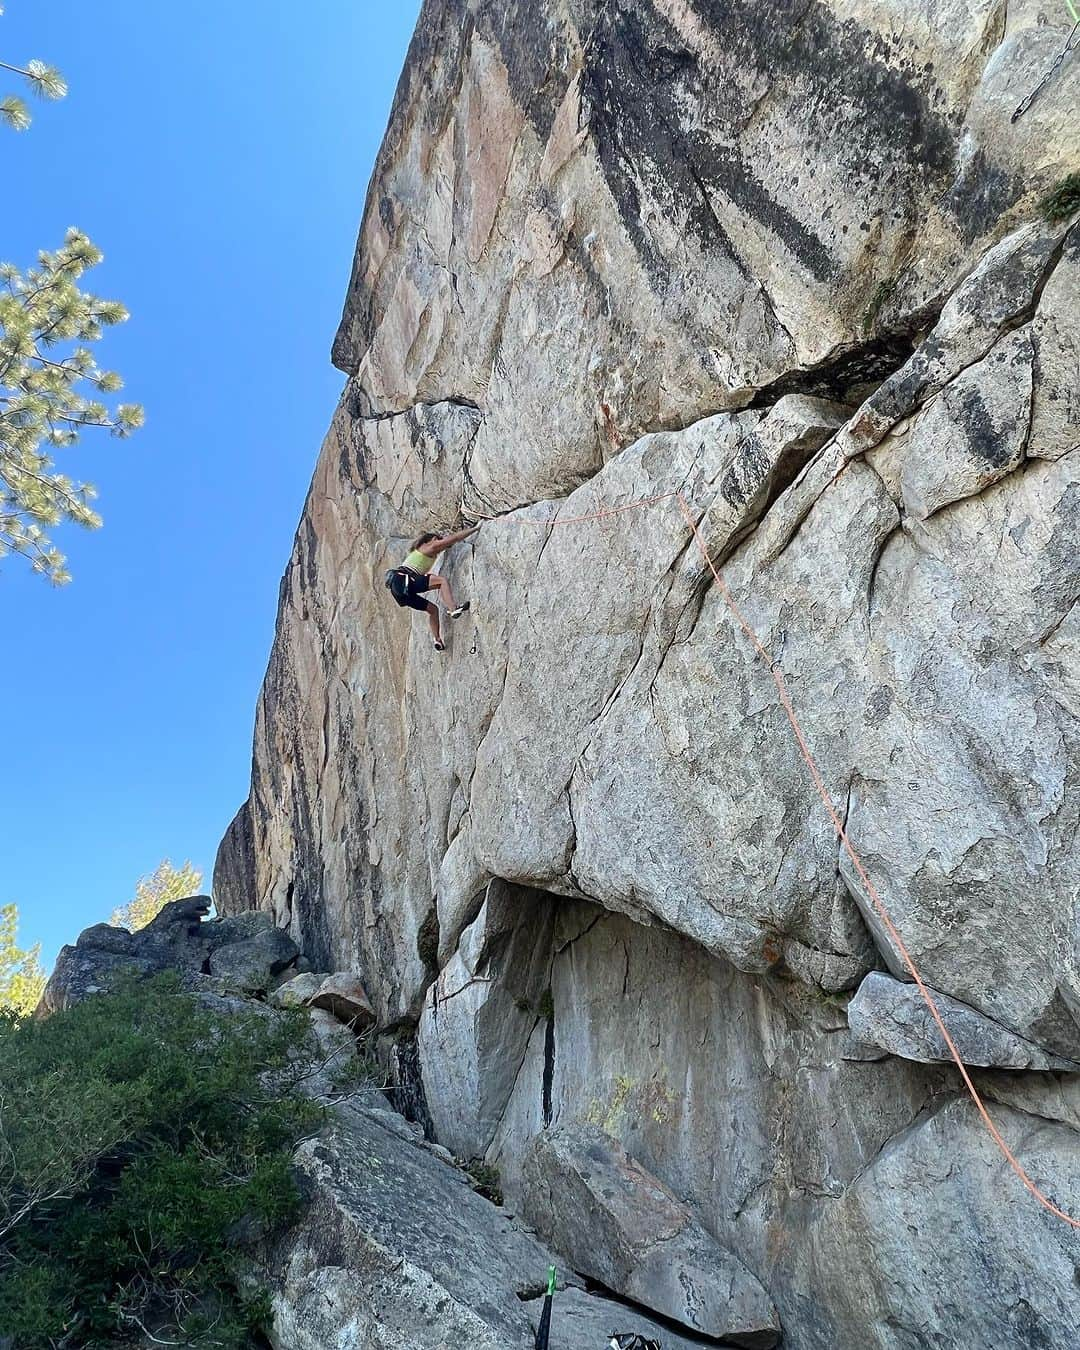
[218,1,1080,1343]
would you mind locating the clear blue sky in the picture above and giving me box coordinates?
[1,2,421,968]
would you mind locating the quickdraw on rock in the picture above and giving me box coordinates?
[1011,9,1079,122]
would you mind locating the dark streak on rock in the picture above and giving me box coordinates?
[475,0,571,142]
[956,385,1011,467]
[709,144,837,282]
[392,1033,438,1140]
[582,1,748,283]
[581,0,958,285]
[542,1009,555,1126]
[945,149,1024,248]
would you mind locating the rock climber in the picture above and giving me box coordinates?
[384,524,478,651]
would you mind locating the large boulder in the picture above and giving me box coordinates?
[268,972,326,1010]
[521,1124,780,1347]
[798,1096,1080,1349]
[303,972,375,1027]
[39,897,210,1014]
[208,926,299,992]
[269,971,376,1030]
[528,1287,724,1350]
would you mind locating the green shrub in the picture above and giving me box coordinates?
[0,973,322,1347]
[1039,172,1080,223]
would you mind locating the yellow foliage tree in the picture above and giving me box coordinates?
[0,904,46,1015]
[111,860,203,933]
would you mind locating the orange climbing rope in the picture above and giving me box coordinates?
[480,484,1080,1229]
[672,492,1080,1231]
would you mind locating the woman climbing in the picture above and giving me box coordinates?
[384,524,478,651]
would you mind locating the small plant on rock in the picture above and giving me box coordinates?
[459,1158,503,1205]
[1039,172,1080,223]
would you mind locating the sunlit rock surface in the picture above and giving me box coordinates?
[218,1,1080,1344]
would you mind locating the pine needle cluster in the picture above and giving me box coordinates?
[0,22,67,134]
[1,13,142,583]
[0,230,144,582]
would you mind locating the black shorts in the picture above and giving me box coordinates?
[390,568,433,612]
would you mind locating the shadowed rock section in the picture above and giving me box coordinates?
[39,898,301,1013]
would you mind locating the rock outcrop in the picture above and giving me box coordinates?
[39,898,301,1013]
[270,970,377,1028]
[42,904,690,1348]
[217,1,1080,1345]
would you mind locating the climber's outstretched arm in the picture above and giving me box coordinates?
[424,525,479,557]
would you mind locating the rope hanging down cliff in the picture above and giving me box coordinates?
[469,484,1080,1232]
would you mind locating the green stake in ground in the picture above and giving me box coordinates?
[534,1265,557,1349]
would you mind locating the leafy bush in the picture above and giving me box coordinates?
[0,973,323,1347]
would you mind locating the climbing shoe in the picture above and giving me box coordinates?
[608,1337,662,1350]
[450,601,471,619]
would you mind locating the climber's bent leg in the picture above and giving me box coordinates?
[427,572,457,613]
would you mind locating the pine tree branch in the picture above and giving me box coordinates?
[0,531,58,575]
[18,255,83,308]
[0,463,91,516]
[36,355,91,380]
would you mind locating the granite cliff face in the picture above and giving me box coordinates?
[217,1,1080,1343]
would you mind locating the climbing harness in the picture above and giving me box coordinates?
[384,565,415,605]
[534,1265,557,1349]
[1011,13,1079,122]
[483,484,1080,1232]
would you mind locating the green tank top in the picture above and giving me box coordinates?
[403,548,434,572]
